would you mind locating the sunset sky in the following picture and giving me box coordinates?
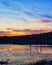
[0,0,52,36]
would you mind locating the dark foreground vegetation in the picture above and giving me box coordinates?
[0,60,52,65]
[24,60,52,65]
[0,32,52,45]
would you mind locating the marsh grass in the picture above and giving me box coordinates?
[23,60,52,65]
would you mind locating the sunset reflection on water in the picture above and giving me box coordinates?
[0,45,52,53]
[0,45,52,64]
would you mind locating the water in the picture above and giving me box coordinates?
[0,44,52,65]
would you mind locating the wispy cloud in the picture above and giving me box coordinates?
[0,31,10,36]
[41,20,52,23]
[12,29,48,34]
[0,0,52,21]
[24,11,35,17]
[0,0,52,36]
[39,14,52,19]
[0,31,9,34]
[7,28,12,30]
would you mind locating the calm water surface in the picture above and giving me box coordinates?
[0,44,52,65]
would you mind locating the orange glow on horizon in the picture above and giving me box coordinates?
[0,32,27,36]
[0,28,52,37]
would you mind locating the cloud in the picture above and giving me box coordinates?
[24,11,34,17]
[41,20,51,23]
[0,31,9,34]
[40,14,52,19]
[13,29,47,34]
[0,0,52,37]
[0,28,51,36]
[0,31,16,36]
[0,31,10,36]
[1,0,9,7]
[17,17,28,21]
[7,28,12,30]
[0,0,52,22]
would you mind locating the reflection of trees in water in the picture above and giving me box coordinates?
[28,45,52,54]
[29,45,42,54]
